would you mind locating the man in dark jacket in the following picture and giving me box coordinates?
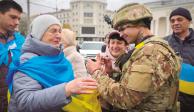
[165,7,194,112]
[0,1,24,111]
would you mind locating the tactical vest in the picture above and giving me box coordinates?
[121,36,181,112]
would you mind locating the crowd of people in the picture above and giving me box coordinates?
[0,0,194,112]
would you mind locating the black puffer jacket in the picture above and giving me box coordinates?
[165,28,194,66]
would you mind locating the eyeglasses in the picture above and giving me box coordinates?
[47,28,62,35]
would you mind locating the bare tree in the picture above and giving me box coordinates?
[18,14,28,36]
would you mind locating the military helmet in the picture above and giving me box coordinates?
[112,3,153,29]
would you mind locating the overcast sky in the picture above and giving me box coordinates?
[15,0,160,15]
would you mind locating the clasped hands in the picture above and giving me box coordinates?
[86,53,113,75]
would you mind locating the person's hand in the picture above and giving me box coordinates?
[99,53,113,75]
[86,55,102,75]
[103,58,113,75]
[65,77,97,97]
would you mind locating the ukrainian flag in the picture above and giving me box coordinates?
[179,63,194,95]
[7,53,101,112]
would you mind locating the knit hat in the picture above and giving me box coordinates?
[170,7,192,21]
[29,14,61,40]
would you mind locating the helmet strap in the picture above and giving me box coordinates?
[135,29,144,45]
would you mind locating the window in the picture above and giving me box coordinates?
[84,3,92,8]
[81,27,95,34]
[84,12,93,17]
[83,38,93,41]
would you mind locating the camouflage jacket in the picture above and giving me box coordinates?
[92,36,181,112]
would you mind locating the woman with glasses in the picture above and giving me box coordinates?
[7,15,97,112]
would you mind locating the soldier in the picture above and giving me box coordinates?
[86,3,181,112]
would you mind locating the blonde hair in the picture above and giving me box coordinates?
[61,29,77,47]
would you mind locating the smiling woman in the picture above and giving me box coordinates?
[42,24,62,47]
[7,14,98,112]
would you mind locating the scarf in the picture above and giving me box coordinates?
[0,32,24,65]
[7,35,74,94]
[104,46,121,72]
[7,53,74,94]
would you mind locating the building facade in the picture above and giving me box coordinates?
[51,0,113,42]
[48,0,194,41]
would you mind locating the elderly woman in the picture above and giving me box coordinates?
[7,15,97,112]
[61,29,88,78]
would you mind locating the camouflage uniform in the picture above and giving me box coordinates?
[93,36,180,112]
[92,3,181,112]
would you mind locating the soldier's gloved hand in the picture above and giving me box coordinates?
[65,77,97,97]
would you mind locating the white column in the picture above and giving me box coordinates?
[155,18,159,36]
[166,17,170,35]
[151,20,155,34]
